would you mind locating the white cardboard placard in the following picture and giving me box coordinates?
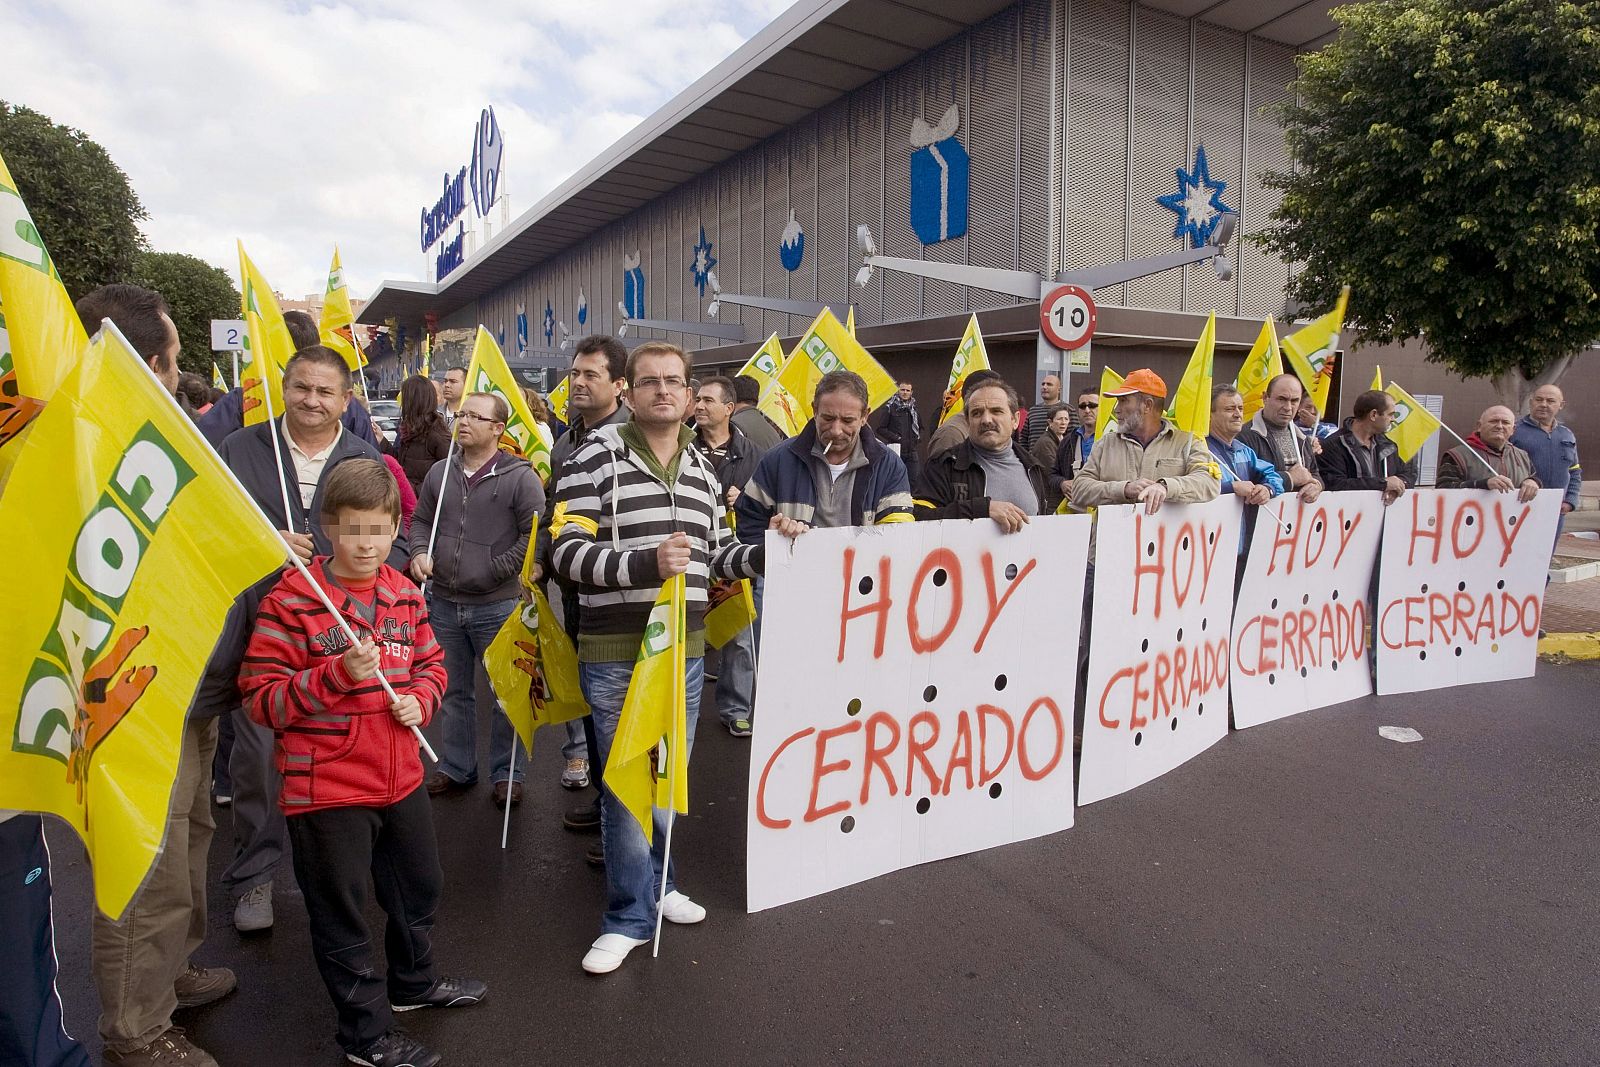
[1079,497,1241,806]
[1231,492,1386,728]
[1375,488,1561,695]
[746,516,1091,913]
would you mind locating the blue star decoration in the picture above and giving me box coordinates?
[689,225,717,298]
[542,301,554,345]
[1157,145,1234,248]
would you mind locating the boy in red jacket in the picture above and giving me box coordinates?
[241,459,485,1067]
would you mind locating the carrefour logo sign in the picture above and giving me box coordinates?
[420,106,505,254]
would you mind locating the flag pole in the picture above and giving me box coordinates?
[652,574,687,958]
[1435,421,1504,481]
[499,738,517,850]
[253,347,299,539]
[419,428,459,598]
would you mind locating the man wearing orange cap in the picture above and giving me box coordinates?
[1070,368,1219,516]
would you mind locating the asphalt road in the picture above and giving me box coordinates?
[47,662,1600,1066]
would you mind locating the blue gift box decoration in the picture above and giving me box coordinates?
[622,251,645,320]
[909,103,968,246]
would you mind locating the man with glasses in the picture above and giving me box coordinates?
[1052,386,1104,508]
[1320,389,1416,503]
[409,392,545,808]
[691,376,767,736]
[1237,373,1325,505]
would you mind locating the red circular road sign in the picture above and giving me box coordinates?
[1040,285,1097,350]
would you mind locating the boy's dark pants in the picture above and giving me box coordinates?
[286,784,441,1051]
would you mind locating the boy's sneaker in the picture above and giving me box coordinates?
[560,757,590,789]
[104,1026,218,1066]
[346,1029,441,1067]
[233,881,273,933]
[173,962,237,1009]
[726,718,752,737]
[390,976,488,1012]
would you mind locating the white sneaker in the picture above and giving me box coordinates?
[659,890,706,925]
[582,933,650,975]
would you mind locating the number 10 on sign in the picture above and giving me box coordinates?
[1040,285,1096,351]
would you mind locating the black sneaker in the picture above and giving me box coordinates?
[391,976,488,1012]
[562,800,600,833]
[346,1029,441,1067]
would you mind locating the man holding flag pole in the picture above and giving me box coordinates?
[549,341,763,975]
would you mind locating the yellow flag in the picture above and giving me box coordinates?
[1281,286,1348,418]
[938,314,992,425]
[211,362,226,390]
[1237,319,1283,422]
[464,325,553,480]
[548,376,570,423]
[319,246,366,370]
[1096,367,1123,439]
[1383,380,1442,462]
[0,323,286,918]
[1167,312,1216,439]
[736,333,784,394]
[603,574,688,843]
[0,146,85,447]
[420,332,431,378]
[758,375,805,437]
[1371,365,1383,390]
[705,578,756,649]
[237,243,293,427]
[483,533,588,750]
[845,305,856,337]
[774,308,897,425]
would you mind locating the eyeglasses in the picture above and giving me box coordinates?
[633,376,687,392]
[456,411,501,425]
[1077,402,1099,410]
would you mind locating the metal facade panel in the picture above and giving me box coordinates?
[920,35,969,318]
[848,83,886,325]
[1126,4,1189,311]
[1189,21,1246,316]
[1064,0,1132,306]
[881,61,923,323]
[716,164,743,336]
[1021,0,1058,279]
[968,5,1021,312]
[1241,36,1294,319]
[816,98,851,315]
[740,150,766,333]
[763,134,792,336]
[700,176,721,334]
[788,115,819,308]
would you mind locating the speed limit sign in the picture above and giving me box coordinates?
[1040,285,1096,350]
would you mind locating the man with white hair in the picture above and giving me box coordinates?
[1437,405,1540,502]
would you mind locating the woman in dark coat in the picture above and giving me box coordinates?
[385,374,452,491]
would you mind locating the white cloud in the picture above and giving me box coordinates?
[0,0,778,301]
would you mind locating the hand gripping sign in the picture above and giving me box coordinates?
[1079,497,1242,806]
[1231,492,1386,729]
[1375,488,1561,696]
[747,516,1090,912]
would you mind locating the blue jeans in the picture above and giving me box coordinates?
[580,656,703,938]
[429,595,524,785]
[715,624,755,726]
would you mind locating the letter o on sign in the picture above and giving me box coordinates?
[1040,285,1096,350]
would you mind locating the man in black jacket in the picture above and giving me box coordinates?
[871,380,924,487]
[914,379,1047,530]
[1237,373,1325,505]
[1321,389,1417,504]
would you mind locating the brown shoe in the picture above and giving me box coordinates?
[425,772,471,796]
[104,1026,219,1065]
[173,962,237,1010]
[492,780,523,809]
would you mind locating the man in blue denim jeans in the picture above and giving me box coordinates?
[550,343,763,975]
[408,391,544,809]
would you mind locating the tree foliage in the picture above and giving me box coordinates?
[1259,0,1600,396]
[0,102,147,300]
[129,251,240,376]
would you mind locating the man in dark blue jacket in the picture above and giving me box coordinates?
[1512,384,1583,548]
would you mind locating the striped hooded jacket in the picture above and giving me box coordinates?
[733,421,914,543]
[549,422,763,662]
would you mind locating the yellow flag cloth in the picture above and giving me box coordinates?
[464,325,552,480]
[1371,365,1383,390]
[1237,319,1283,422]
[319,246,366,371]
[1383,380,1442,462]
[420,333,431,378]
[548,377,570,423]
[604,574,688,843]
[1096,367,1123,439]
[0,323,286,918]
[845,305,857,337]
[1281,286,1349,418]
[1167,312,1216,440]
[938,314,991,425]
[705,578,756,649]
[484,589,589,752]
[211,362,226,390]
[237,243,293,427]
[736,333,785,394]
[774,308,897,424]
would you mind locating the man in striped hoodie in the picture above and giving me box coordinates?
[549,342,763,975]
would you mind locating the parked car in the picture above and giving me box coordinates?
[369,399,401,439]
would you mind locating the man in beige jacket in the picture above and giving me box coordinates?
[1070,367,1220,514]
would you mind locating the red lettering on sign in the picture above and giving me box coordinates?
[976,704,1015,786]
[973,551,1037,653]
[1492,500,1531,567]
[1450,500,1485,559]
[1132,516,1167,619]
[1332,509,1363,569]
[905,710,943,794]
[907,549,963,654]
[804,721,861,823]
[756,727,815,830]
[838,548,893,662]
[860,711,901,805]
[1017,697,1065,780]
[1407,494,1444,566]
[940,710,975,795]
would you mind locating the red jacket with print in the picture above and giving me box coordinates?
[240,559,446,814]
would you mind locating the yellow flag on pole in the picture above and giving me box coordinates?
[773,308,896,425]
[319,246,366,371]
[0,322,286,918]
[845,305,856,337]
[1237,319,1283,422]
[420,332,431,378]
[1167,312,1216,439]
[1371,365,1383,390]
[237,243,293,427]
[603,574,688,843]
[548,376,569,423]
[1383,380,1442,462]
[211,362,226,390]
[938,314,992,425]
[705,578,756,649]
[1096,367,1123,439]
[736,333,784,394]
[483,532,588,750]
[464,325,552,480]
[1281,286,1349,418]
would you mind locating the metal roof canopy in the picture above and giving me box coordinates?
[362,0,1340,327]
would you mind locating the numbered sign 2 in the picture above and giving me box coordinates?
[210,319,246,352]
[1040,285,1096,351]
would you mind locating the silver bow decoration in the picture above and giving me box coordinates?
[909,103,960,149]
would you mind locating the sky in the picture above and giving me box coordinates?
[0,0,790,302]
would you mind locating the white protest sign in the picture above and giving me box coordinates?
[1375,488,1561,695]
[1231,492,1385,728]
[747,516,1091,913]
[1079,496,1241,806]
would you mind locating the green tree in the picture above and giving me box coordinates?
[0,102,147,300]
[1259,0,1600,408]
[129,251,240,377]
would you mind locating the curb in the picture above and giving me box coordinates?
[1539,632,1600,662]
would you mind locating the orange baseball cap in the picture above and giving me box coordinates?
[1104,368,1167,399]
